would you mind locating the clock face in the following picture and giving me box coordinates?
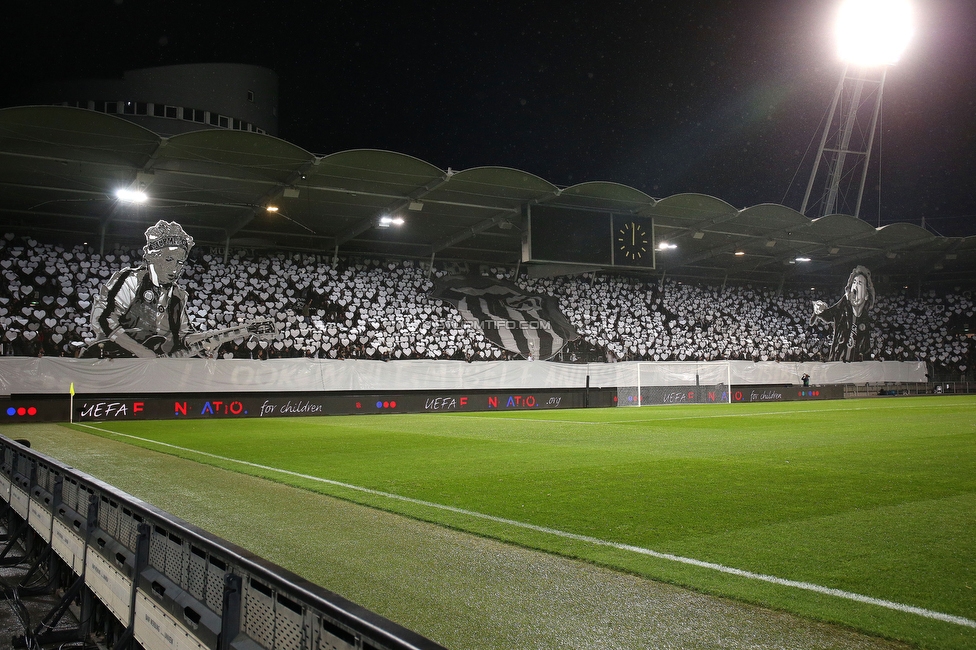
[617,221,649,263]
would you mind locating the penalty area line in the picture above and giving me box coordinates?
[76,423,976,630]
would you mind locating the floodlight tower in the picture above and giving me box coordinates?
[800,0,913,221]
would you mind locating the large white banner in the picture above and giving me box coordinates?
[0,358,927,395]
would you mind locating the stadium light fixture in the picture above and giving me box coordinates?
[836,0,913,67]
[795,256,812,262]
[801,1,913,221]
[115,188,148,204]
[657,242,677,251]
[378,215,405,228]
[266,205,279,212]
[734,250,745,256]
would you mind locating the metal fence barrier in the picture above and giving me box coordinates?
[842,381,976,398]
[0,434,446,650]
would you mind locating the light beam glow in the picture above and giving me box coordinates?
[836,0,913,67]
[378,215,405,228]
[115,188,148,203]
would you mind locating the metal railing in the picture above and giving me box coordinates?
[843,382,976,398]
[0,434,446,650]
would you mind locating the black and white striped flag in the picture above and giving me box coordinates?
[431,276,578,360]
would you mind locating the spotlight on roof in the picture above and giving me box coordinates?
[795,256,812,262]
[734,250,745,256]
[378,215,405,228]
[115,188,148,204]
[266,205,279,212]
[657,242,677,251]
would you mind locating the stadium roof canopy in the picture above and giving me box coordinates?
[1,105,974,289]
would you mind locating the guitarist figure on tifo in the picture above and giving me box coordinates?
[86,220,278,359]
[88,220,197,358]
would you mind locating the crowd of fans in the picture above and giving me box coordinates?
[0,233,972,379]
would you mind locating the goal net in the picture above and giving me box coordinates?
[617,361,732,406]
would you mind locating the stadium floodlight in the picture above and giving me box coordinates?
[266,205,279,212]
[378,215,405,228]
[657,242,677,251]
[836,0,913,67]
[795,256,812,262]
[800,0,913,221]
[115,188,148,204]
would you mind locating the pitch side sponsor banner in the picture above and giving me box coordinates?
[634,384,844,405]
[54,389,612,421]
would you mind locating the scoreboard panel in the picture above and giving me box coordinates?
[523,205,655,268]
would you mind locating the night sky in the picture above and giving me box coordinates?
[3,0,974,236]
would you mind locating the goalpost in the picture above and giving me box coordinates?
[618,361,733,406]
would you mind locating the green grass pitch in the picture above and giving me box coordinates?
[70,396,976,650]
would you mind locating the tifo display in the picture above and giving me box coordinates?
[0,227,972,376]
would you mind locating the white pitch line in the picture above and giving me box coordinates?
[77,423,976,629]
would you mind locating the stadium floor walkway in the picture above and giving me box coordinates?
[9,423,910,650]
